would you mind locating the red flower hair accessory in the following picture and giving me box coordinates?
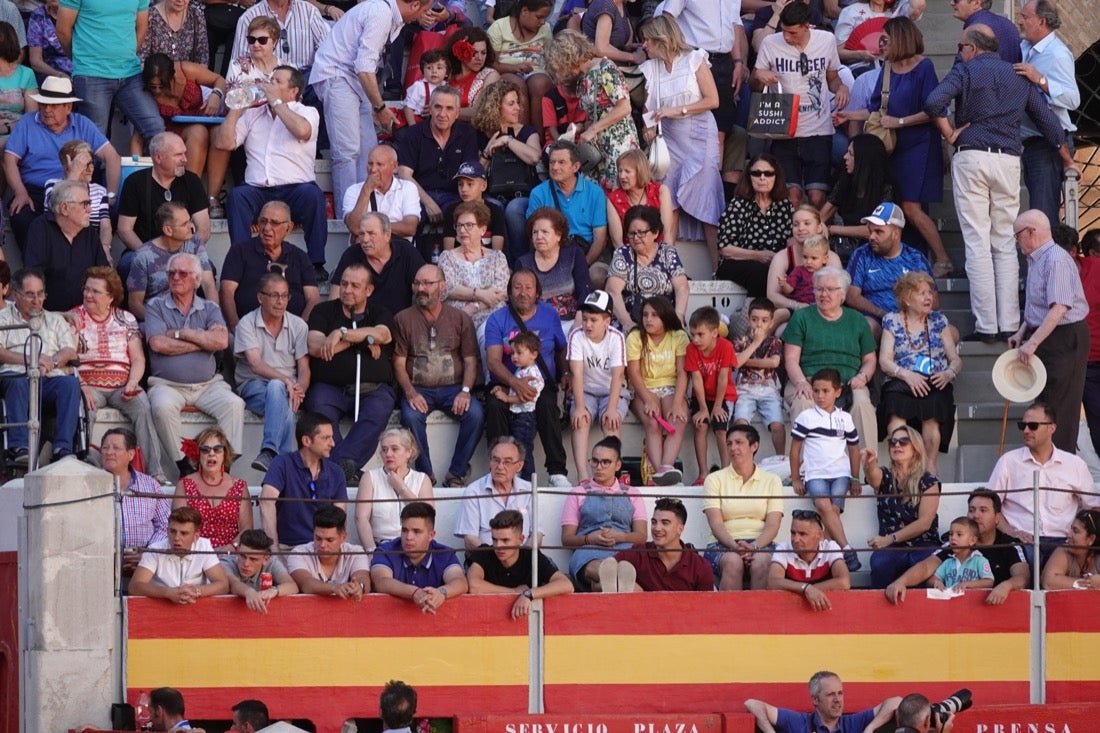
[452,38,475,64]
[180,438,199,464]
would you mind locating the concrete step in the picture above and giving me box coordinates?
[955,401,1031,444]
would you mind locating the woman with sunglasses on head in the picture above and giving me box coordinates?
[877,271,961,475]
[862,424,941,589]
[173,427,252,554]
[1042,510,1100,590]
[560,436,647,591]
[44,140,112,263]
[715,154,793,297]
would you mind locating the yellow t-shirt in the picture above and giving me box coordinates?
[702,466,784,542]
[626,328,688,390]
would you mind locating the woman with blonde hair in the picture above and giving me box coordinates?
[544,29,639,191]
[878,270,961,475]
[862,423,941,588]
[173,426,251,553]
[636,15,723,253]
[355,428,435,551]
[605,148,673,249]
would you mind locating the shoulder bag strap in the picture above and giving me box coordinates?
[506,302,554,382]
[879,64,891,112]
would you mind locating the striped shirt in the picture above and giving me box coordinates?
[120,470,171,549]
[231,0,330,72]
[1023,240,1089,328]
[791,405,859,481]
[771,538,844,583]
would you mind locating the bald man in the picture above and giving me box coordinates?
[1008,209,1089,453]
[342,144,421,240]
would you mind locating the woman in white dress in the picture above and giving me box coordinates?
[637,15,725,253]
[354,428,434,551]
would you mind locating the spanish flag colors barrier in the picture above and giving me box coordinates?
[126,591,1097,733]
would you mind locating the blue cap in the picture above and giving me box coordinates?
[453,161,486,181]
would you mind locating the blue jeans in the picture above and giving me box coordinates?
[399,384,485,479]
[239,378,297,454]
[1022,536,1065,577]
[512,410,537,480]
[1022,137,1067,226]
[502,196,531,265]
[227,182,328,264]
[869,545,938,589]
[72,74,164,143]
[805,476,849,511]
[304,382,395,469]
[1,374,81,453]
[314,76,376,219]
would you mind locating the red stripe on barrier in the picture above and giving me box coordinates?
[1046,682,1100,704]
[1044,591,1097,632]
[126,595,526,639]
[541,591,1031,636]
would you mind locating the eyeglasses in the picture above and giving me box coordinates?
[490,456,520,466]
[627,229,651,239]
[813,286,844,294]
[260,291,290,301]
[455,221,480,230]
[163,189,173,202]
[749,169,776,178]
[589,457,616,467]
[17,290,45,300]
[1017,421,1054,431]
[797,51,809,75]
[167,269,192,278]
[308,480,317,501]
[266,261,289,277]
[82,286,108,296]
[428,325,437,350]
[246,35,273,45]
[279,28,289,55]
[888,436,912,447]
[412,279,441,287]
[258,217,289,227]
[1013,226,1035,241]
[198,444,225,454]
[957,42,974,52]
[792,509,824,528]
[66,199,92,209]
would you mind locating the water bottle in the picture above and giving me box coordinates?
[225,85,265,110]
[431,243,440,264]
[135,691,151,730]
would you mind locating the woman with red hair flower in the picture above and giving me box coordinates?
[446,27,501,121]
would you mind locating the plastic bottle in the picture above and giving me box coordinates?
[225,85,265,110]
[431,243,440,264]
[135,690,151,730]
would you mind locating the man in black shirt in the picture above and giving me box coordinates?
[885,488,1030,604]
[467,509,573,619]
[304,262,396,483]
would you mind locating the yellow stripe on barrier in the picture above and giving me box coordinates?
[128,636,529,688]
[544,634,1031,685]
[1045,633,1100,681]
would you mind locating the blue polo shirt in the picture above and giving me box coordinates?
[262,450,348,547]
[484,301,566,380]
[7,111,110,188]
[846,242,933,314]
[370,537,462,587]
[774,707,875,733]
[221,236,318,320]
[396,120,479,197]
[527,175,608,245]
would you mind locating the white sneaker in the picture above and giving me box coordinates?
[548,473,572,488]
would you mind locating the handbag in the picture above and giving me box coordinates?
[863,65,896,154]
[746,82,800,139]
[487,131,539,200]
[646,63,670,180]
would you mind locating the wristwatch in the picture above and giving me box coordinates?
[340,326,348,341]
[173,329,180,340]
[461,386,471,394]
[366,334,376,346]
[681,106,687,116]
[268,98,283,108]
[373,102,387,113]
[1038,75,1048,89]
[522,589,533,600]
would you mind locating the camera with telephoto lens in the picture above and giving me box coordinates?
[930,689,972,728]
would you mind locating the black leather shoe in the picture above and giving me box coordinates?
[962,332,998,344]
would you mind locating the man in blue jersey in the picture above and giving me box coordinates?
[744,671,901,733]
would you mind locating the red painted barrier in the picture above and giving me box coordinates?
[0,551,17,733]
[949,703,1100,732]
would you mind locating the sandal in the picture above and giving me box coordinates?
[932,260,954,278]
[443,472,466,488]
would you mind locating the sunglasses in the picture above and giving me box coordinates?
[429,325,437,350]
[888,436,912,447]
[279,28,289,55]
[198,444,225,454]
[247,35,273,45]
[797,51,809,75]
[749,169,776,178]
[1017,421,1054,431]
[792,509,824,527]
[1078,510,1097,534]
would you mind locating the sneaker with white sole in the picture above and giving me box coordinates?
[548,473,572,488]
[843,549,862,572]
[651,466,682,486]
[615,559,637,592]
[597,557,618,593]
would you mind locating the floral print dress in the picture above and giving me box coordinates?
[577,57,640,190]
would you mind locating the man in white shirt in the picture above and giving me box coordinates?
[751,2,848,208]
[213,65,329,279]
[767,508,850,611]
[453,437,543,551]
[129,506,230,602]
[342,144,421,242]
[288,505,371,598]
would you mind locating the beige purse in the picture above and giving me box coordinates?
[864,64,896,154]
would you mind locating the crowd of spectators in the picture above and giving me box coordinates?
[0,0,1096,606]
